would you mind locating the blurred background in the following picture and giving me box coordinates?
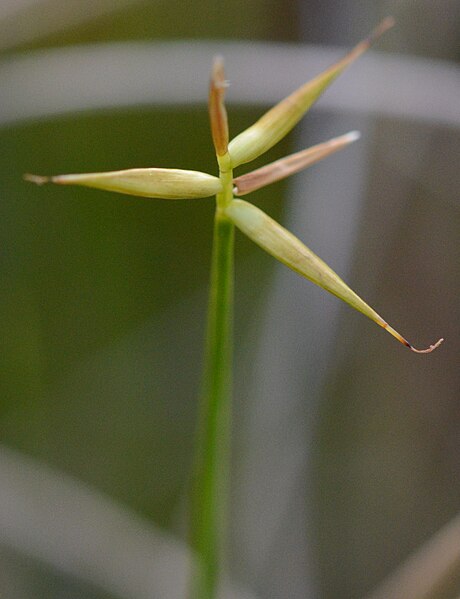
[0,1,458,598]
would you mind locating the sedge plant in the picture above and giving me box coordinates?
[26,17,443,599]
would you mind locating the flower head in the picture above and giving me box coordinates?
[25,18,443,353]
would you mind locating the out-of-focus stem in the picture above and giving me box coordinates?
[366,511,460,599]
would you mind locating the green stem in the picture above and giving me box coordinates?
[191,202,234,599]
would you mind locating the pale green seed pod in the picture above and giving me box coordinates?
[25,168,222,200]
[228,18,394,168]
[225,199,443,353]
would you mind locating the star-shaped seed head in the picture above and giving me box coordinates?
[25,18,443,353]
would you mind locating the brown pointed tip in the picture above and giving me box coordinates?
[24,173,50,185]
[380,322,443,354]
[366,16,395,47]
[211,56,229,95]
[409,338,444,354]
[212,56,226,84]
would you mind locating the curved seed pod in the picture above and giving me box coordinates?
[233,131,360,195]
[228,18,394,168]
[24,168,222,200]
[225,199,443,353]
